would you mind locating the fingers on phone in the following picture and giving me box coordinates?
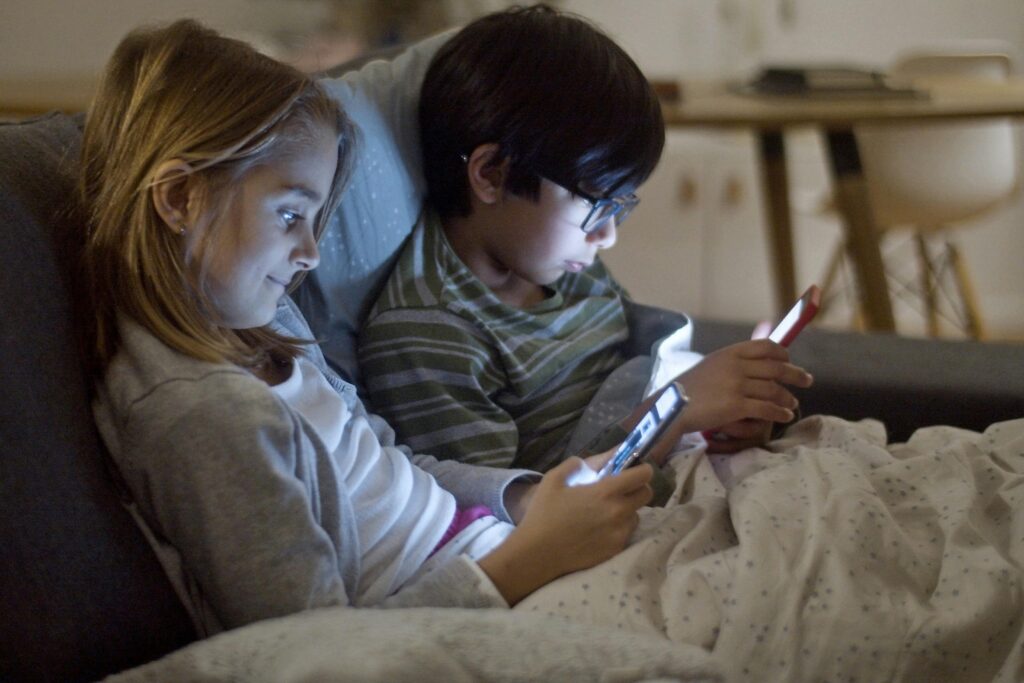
[552,456,583,477]
[734,339,790,362]
[744,396,794,424]
[620,472,654,509]
[622,462,654,484]
[742,378,795,403]
[779,365,813,389]
[744,359,813,388]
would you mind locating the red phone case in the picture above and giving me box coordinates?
[768,284,821,347]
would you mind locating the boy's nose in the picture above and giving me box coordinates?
[587,218,618,249]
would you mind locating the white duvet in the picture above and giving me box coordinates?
[105,416,1024,683]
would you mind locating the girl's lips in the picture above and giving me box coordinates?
[267,275,290,287]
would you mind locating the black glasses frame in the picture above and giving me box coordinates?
[461,152,641,234]
[572,188,640,234]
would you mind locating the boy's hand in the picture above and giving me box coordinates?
[704,418,773,453]
[702,319,783,453]
[675,339,812,435]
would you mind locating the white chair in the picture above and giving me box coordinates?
[821,48,1019,338]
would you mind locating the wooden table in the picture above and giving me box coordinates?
[661,78,1024,331]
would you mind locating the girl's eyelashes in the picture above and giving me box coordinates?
[280,208,304,228]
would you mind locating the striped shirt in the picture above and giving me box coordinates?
[358,212,630,471]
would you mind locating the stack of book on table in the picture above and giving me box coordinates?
[736,65,925,99]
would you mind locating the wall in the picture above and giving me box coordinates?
[562,0,1024,339]
[3,0,1021,337]
[0,1,333,79]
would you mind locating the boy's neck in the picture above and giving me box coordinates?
[440,213,548,309]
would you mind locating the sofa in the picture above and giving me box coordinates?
[2,34,1023,683]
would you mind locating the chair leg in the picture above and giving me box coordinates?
[946,241,986,339]
[818,241,846,318]
[817,240,868,331]
[914,232,940,337]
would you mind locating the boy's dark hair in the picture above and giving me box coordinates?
[419,4,665,218]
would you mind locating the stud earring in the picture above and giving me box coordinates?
[178,222,187,236]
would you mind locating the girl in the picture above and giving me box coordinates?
[79,19,652,636]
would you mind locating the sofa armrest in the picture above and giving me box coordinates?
[622,299,691,357]
[0,113,196,683]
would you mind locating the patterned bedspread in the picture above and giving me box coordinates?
[105,416,1024,682]
[520,415,1024,682]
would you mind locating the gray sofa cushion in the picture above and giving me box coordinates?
[0,113,195,682]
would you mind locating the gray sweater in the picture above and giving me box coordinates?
[94,297,535,635]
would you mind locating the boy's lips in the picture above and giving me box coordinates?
[564,260,590,273]
[267,274,291,287]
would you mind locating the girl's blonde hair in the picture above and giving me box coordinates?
[79,19,356,378]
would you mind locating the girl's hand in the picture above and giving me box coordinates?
[503,481,537,525]
[675,339,812,435]
[478,456,652,605]
[582,448,617,473]
[503,446,650,525]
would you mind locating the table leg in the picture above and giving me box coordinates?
[824,129,896,332]
[757,131,797,317]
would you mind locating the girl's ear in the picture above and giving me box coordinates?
[465,143,509,205]
[151,160,196,235]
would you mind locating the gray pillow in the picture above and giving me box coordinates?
[294,30,455,388]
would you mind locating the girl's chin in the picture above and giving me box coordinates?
[219,302,279,330]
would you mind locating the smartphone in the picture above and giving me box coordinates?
[768,284,821,347]
[596,382,688,478]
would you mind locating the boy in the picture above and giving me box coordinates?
[358,5,808,472]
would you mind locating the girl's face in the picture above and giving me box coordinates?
[191,130,338,329]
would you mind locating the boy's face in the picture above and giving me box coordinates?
[487,178,618,287]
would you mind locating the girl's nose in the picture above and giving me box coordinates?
[294,227,320,271]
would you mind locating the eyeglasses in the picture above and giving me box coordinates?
[572,188,640,234]
[460,153,640,234]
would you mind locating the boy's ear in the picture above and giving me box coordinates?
[465,143,509,205]
[150,159,196,235]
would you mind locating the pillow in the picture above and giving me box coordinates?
[294,30,455,388]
